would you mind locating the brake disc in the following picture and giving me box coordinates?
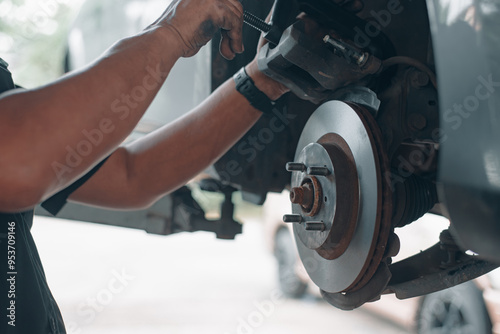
[287,100,392,296]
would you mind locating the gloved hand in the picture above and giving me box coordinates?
[151,0,244,59]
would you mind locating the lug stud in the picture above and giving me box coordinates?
[283,214,303,223]
[307,166,330,176]
[286,162,306,172]
[305,222,326,231]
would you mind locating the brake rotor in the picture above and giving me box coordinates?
[289,100,392,294]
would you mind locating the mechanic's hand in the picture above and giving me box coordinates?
[154,0,244,59]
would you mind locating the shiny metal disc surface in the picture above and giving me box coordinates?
[293,101,380,293]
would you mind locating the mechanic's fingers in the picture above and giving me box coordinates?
[223,0,243,17]
[227,22,244,54]
[220,29,236,59]
[218,1,244,56]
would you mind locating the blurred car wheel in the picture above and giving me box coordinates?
[274,227,308,298]
[417,281,492,334]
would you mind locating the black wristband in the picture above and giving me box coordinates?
[233,67,275,114]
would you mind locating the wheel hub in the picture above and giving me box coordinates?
[290,135,360,260]
[290,173,323,217]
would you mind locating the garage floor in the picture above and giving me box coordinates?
[31,215,409,334]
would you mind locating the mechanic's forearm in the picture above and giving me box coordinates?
[130,79,262,203]
[0,26,182,212]
[69,64,283,209]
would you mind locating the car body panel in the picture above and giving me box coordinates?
[426,0,500,259]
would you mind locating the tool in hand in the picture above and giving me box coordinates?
[242,0,294,46]
[243,11,279,45]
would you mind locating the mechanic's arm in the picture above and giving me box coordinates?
[69,60,288,210]
[0,0,244,212]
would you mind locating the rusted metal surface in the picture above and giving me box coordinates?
[348,103,392,292]
[316,133,359,260]
[258,21,383,104]
[386,236,499,300]
[290,185,308,207]
[322,263,392,311]
[290,176,322,216]
[377,67,440,162]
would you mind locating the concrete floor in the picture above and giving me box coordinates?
[31,215,410,334]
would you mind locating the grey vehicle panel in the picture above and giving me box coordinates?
[427,0,500,259]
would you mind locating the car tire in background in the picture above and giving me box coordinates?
[416,281,492,334]
[273,227,308,298]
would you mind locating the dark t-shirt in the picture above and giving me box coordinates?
[0,211,66,333]
[0,58,108,333]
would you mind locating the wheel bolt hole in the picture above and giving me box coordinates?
[324,196,328,202]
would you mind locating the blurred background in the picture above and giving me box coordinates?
[0,0,85,87]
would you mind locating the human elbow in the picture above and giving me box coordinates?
[0,165,48,213]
